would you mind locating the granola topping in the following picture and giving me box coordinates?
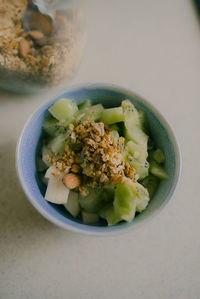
[46,120,137,192]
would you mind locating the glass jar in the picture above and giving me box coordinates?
[0,0,86,93]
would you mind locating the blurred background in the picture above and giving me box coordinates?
[0,0,200,298]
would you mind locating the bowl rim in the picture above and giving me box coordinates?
[16,83,181,236]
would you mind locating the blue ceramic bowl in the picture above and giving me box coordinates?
[16,84,181,235]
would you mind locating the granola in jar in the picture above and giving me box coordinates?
[0,0,85,91]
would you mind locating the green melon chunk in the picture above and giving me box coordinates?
[100,107,124,125]
[42,117,68,136]
[142,174,160,198]
[121,99,140,126]
[76,104,104,122]
[125,140,148,163]
[99,180,150,226]
[151,149,165,164]
[113,182,137,222]
[138,109,148,132]
[82,211,99,224]
[78,187,102,213]
[49,134,67,154]
[49,99,78,121]
[78,99,92,110]
[127,181,150,213]
[102,185,115,203]
[79,185,115,215]
[124,140,149,179]
[121,100,148,149]
[125,127,148,150]
[149,160,169,179]
[99,204,121,226]
[129,158,149,180]
[64,191,81,217]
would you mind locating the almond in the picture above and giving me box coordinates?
[28,30,44,40]
[28,11,54,35]
[19,39,30,57]
[63,173,81,189]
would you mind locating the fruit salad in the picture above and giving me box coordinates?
[37,98,168,226]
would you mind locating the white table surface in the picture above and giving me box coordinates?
[0,0,200,298]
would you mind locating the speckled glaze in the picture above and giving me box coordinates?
[16,84,181,235]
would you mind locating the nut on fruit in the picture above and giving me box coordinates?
[63,173,81,189]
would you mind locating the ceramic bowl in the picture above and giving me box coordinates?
[16,84,181,235]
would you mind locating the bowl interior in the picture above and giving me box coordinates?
[17,85,180,234]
